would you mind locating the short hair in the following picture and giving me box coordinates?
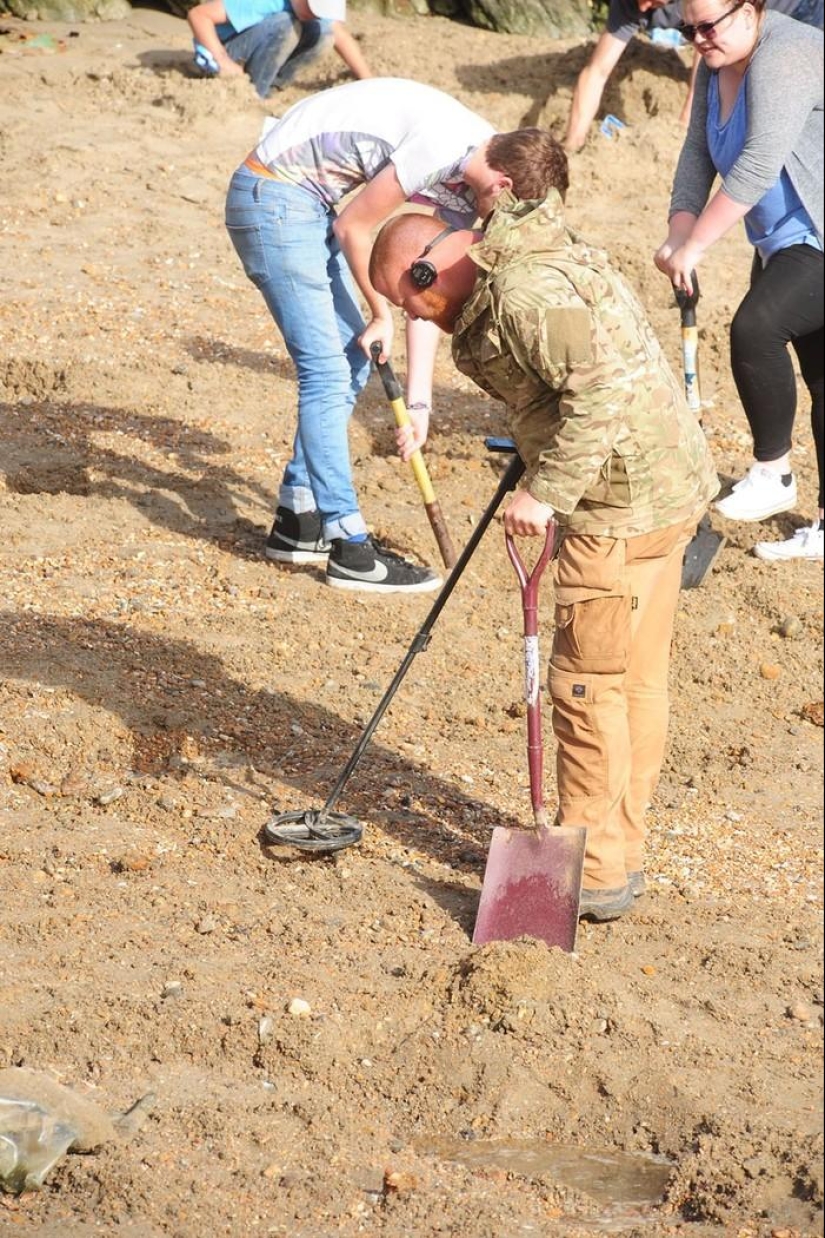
[486,128,569,202]
[369,213,444,288]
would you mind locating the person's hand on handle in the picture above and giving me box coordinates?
[395,402,429,462]
[359,312,395,364]
[504,490,555,538]
[654,242,703,297]
[654,210,699,292]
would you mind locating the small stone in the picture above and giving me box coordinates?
[95,786,124,806]
[195,916,217,935]
[641,965,656,977]
[29,779,58,797]
[787,1001,813,1023]
[9,762,36,784]
[777,615,802,639]
[759,663,781,680]
[114,851,153,873]
[60,770,89,797]
[383,1168,419,1194]
[162,981,183,1000]
[258,1016,275,1044]
[287,998,311,1017]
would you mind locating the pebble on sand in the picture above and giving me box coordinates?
[287,998,312,1017]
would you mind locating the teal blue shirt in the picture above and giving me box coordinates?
[221,0,292,37]
[707,72,822,261]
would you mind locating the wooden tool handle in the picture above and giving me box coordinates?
[370,344,458,569]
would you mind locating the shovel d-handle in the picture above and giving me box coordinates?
[505,524,556,828]
[673,271,701,415]
[370,342,458,569]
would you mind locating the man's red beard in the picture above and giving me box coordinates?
[421,287,460,334]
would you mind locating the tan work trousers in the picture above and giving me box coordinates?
[548,517,698,890]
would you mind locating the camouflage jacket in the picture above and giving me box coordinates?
[452,192,719,536]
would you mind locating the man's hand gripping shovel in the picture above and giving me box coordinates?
[473,524,585,953]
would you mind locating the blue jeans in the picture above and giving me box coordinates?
[225,168,371,538]
[223,16,333,98]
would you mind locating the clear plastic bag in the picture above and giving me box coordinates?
[0,1097,78,1194]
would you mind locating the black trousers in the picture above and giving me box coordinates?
[730,244,824,508]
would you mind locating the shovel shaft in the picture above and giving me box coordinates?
[505,525,556,828]
[674,271,701,413]
[370,343,458,569]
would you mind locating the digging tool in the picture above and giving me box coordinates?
[674,271,702,415]
[263,444,525,854]
[674,271,726,591]
[370,342,458,570]
[472,528,585,953]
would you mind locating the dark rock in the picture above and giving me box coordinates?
[458,0,591,37]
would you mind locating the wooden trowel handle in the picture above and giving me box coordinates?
[370,342,458,569]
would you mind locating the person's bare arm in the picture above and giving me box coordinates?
[187,0,244,76]
[333,163,407,358]
[655,192,750,295]
[394,318,443,458]
[332,23,372,79]
[564,31,627,152]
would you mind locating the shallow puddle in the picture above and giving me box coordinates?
[418,1137,673,1232]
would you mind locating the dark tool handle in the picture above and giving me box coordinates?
[673,269,700,327]
[506,525,556,828]
[318,450,526,822]
[370,342,458,570]
[673,271,701,413]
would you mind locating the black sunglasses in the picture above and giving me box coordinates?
[678,0,746,42]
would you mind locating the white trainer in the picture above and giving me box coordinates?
[715,465,797,522]
[753,522,824,562]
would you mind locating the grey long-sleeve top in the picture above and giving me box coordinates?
[669,11,824,244]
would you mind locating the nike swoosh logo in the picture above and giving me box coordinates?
[332,561,389,583]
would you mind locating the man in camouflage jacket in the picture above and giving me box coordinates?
[369,185,719,922]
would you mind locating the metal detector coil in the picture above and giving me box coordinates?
[264,809,363,853]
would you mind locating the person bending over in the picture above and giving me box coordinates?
[368,172,718,918]
[226,78,563,593]
[655,1,823,562]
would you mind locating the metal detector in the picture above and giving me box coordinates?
[263,441,525,855]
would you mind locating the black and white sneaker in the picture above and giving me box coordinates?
[326,536,442,594]
[266,507,330,564]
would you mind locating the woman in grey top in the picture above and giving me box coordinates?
[655,1,823,562]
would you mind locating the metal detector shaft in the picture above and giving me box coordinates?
[318,451,525,821]
[370,342,458,569]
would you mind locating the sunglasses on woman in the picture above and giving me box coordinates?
[678,0,746,43]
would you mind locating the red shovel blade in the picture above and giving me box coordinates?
[472,824,586,953]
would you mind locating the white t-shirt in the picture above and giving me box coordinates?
[252,77,496,225]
